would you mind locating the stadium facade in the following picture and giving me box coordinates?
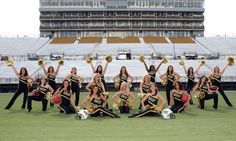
[39,0,205,38]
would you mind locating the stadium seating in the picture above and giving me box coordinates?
[169,37,195,44]
[143,37,168,43]
[50,37,77,44]
[196,37,236,55]
[107,37,140,43]
[79,37,102,43]
[0,38,49,56]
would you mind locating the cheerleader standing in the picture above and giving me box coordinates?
[90,60,109,89]
[5,65,33,110]
[81,85,120,118]
[182,63,201,104]
[209,65,233,107]
[113,66,134,90]
[65,67,84,106]
[143,60,163,83]
[112,82,135,113]
[169,82,190,113]
[41,63,61,107]
[129,83,165,118]
[54,79,76,114]
[193,76,218,109]
[160,65,180,106]
[27,77,54,112]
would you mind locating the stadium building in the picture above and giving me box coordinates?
[39,0,205,38]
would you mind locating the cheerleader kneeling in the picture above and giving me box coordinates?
[129,83,165,118]
[54,79,76,114]
[27,77,54,112]
[81,85,120,118]
[193,76,218,110]
[112,82,135,114]
[169,82,190,113]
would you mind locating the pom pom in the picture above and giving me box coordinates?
[139,55,145,62]
[200,58,205,66]
[58,59,64,65]
[105,55,112,63]
[179,59,185,65]
[228,56,234,66]
[86,56,93,64]
[162,56,168,64]
[38,59,44,66]
[6,58,13,67]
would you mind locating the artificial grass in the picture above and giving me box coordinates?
[0,92,235,141]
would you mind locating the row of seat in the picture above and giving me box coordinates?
[50,37,195,44]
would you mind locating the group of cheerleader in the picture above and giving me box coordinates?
[4,56,234,119]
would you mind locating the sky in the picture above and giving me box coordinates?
[0,0,236,37]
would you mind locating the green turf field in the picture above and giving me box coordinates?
[0,92,236,141]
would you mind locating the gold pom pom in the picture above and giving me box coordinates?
[200,58,205,66]
[86,56,93,64]
[37,59,44,66]
[127,80,132,88]
[137,93,145,99]
[105,55,112,63]
[103,92,110,99]
[114,80,120,89]
[195,92,205,99]
[58,59,64,66]
[139,54,145,62]
[162,56,168,64]
[75,106,81,112]
[161,78,167,86]
[228,56,234,66]
[179,59,185,65]
[78,81,82,88]
[112,103,119,110]
[6,58,13,67]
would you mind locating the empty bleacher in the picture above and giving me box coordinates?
[0,37,49,56]
[169,37,195,44]
[79,37,102,43]
[50,37,77,44]
[107,37,140,43]
[143,37,168,43]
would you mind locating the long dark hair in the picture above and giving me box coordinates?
[166,65,174,75]
[119,66,129,78]
[60,79,71,92]
[197,75,208,89]
[90,85,101,97]
[95,65,103,74]
[19,67,28,76]
[149,65,155,72]
[48,66,55,73]
[38,77,47,86]
[174,81,184,90]
[187,67,194,76]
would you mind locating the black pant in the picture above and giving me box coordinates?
[170,102,185,113]
[27,95,48,111]
[119,105,130,113]
[187,83,194,104]
[165,84,174,105]
[72,87,80,106]
[49,83,57,107]
[59,104,75,114]
[129,109,160,118]
[199,93,218,109]
[90,107,120,118]
[5,87,28,109]
[218,86,232,106]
